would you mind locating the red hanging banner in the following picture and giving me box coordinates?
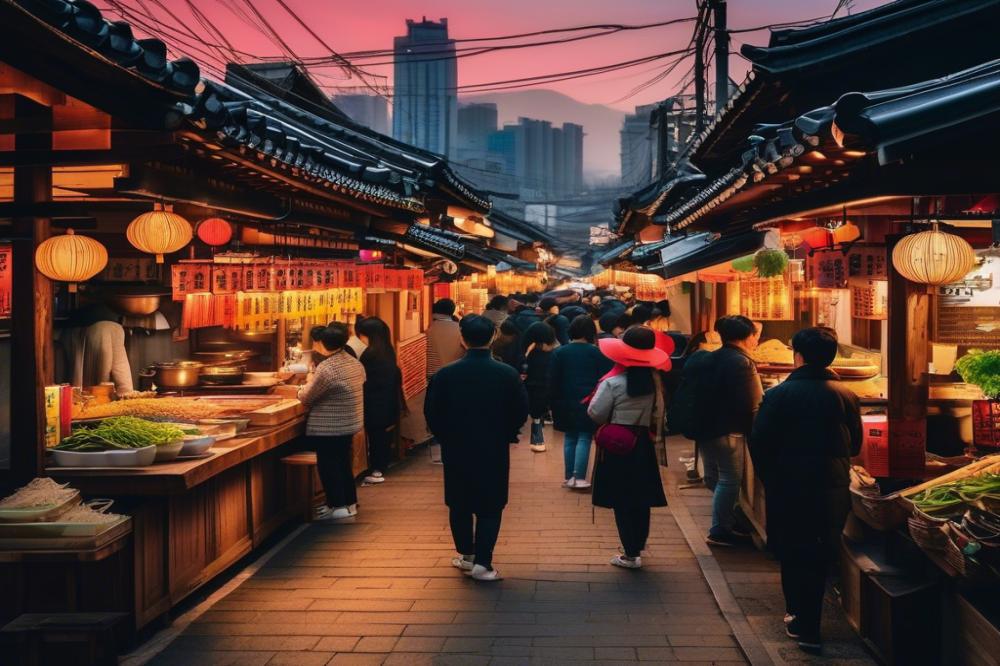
[0,244,11,319]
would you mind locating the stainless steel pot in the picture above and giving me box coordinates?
[140,361,204,389]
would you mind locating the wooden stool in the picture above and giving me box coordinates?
[281,452,326,522]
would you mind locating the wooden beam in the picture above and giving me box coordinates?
[886,234,928,478]
[9,96,52,486]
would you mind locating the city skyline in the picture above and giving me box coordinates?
[96,1,888,111]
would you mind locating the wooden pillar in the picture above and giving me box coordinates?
[10,95,53,484]
[886,234,928,478]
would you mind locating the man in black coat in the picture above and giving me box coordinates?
[750,327,862,654]
[424,315,528,582]
[698,315,763,547]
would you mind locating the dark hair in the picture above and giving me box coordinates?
[309,325,328,344]
[715,315,756,343]
[524,321,556,346]
[792,326,839,367]
[459,314,495,347]
[568,315,597,343]
[654,299,671,318]
[487,295,509,311]
[315,322,349,351]
[598,312,621,335]
[538,297,558,311]
[683,331,709,357]
[630,304,652,325]
[357,316,396,362]
[432,298,456,316]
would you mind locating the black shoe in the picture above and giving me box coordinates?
[706,531,749,547]
[797,637,822,655]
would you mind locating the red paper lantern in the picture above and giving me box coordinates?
[197,218,233,247]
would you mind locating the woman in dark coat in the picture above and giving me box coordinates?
[356,317,404,485]
[588,327,668,569]
[491,319,524,373]
[548,315,613,489]
[523,322,556,452]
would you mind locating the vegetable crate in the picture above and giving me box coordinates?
[971,400,1000,450]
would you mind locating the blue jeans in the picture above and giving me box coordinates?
[563,431,593,480]
[531,419,545,445]
[699,434,744,537]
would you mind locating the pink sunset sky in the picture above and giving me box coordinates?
[96,0,888,111]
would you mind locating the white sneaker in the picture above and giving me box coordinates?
[572,478,591,489]
[364,471,385,484]
[530,444,546,452]
[610,555,642,569]
[562,477,575,488]
[470,564,502,581]
[451,555,475,572]
[315,506,354,522]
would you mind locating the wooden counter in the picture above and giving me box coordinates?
[37,417,306,631]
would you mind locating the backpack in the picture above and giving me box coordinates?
[667,350,716,440]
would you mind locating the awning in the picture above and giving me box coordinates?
[648,231,766,279]
[595,239,636,266]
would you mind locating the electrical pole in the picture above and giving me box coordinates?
[713,0,729,114]
[694,9,706,136]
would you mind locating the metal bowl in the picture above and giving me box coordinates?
[199,365,246,385]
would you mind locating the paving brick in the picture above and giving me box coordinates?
[266,653,336,665]
[390,637,446,652]
[326,654,388,665]
[353,636,399,653]
[313,636,360,652]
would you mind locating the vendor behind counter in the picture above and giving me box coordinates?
[61,303,133,394]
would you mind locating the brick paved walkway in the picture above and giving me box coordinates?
[148,427,747,665]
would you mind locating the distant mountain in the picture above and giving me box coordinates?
[462,89,626,183]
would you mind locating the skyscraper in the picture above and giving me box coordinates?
[485,118,583,199]
[457,103,498,156]
[620,103,657,188]
[392,18,458,157]
[332,93,390,135]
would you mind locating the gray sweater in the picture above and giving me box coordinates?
[587,373,655,427]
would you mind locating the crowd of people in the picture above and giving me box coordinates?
[294,290,862,653]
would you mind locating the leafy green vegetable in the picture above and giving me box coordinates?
[55,417,185,451]
[911,473,1000,513]
[753,249,790,278]
[956,349,1000,399]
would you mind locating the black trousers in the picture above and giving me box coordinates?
[308,434,357,509]
[449,507,503,569]
[778,535,834,639]
[367,425,393,473]
[613,506,651,558]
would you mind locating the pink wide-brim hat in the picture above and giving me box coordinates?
[598,335,670,369]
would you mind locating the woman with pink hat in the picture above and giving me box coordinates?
[587,327,671,569]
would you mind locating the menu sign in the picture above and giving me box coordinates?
[740,276,791,321]
[850,278,888,320]
[848,246,887,279]
[936,251,1000,347]
[888,417,926,477]
[810,250,848,288]
[0,244,10,319]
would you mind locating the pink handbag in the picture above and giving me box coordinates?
[595,423,640,456]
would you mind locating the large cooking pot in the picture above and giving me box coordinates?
[140,361,203,389]
[199,365,245,386]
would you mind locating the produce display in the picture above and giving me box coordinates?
[910,474,1000,515]
[55,417,185,451]
[0,477,76,509]
[74,397,229,421]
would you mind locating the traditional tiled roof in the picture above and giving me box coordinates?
[657,58,1000,233]
[14,0,200,95]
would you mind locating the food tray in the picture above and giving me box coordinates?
[153,440,184,462]
[51,445,156,468]
[0,515,127,539]
[0,491,81,524]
